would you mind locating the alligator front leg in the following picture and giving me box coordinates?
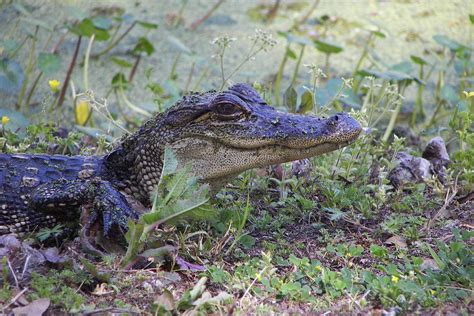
[30,178,139,235]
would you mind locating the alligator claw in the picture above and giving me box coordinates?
[31,178,140,237]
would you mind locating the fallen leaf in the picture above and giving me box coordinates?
[154,289,175,311]
[92,283,114,296]
[420,257,440,271]
[12,298,50,316]
[385,235,407,248]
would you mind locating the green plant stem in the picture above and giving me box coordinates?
[289,45,305,87]
[294,0,320,29]
[83,34,95,91]
[189,0,226,31]
[220,41,261,90]
[17,27,38,111]
[24,72,43,107]
[324,82,345,111]
[411,64,425,126]
[274,44,290,105]
[8,36,28,59]
[56,36,82,109]
[225,192,251,255]
[353,33,373,75]
[184,61,195,92]
[92,21,137,58]
[425,71,445,128]
[173,0,189,28]
[192,64,210,91]
[169,52,181,81]
[382,83,406,142]
[324,53,331,78]
[128,55,141,83]
[117,84,152,117]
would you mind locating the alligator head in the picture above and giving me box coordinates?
[112,83,362,200]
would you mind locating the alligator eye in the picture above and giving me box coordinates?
[213,102,243,118]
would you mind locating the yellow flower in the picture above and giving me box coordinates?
[75,100,92,126]
[1,116,10,126]
[48,80,60,93]
[315,265,322,271]
[391,275,399,284]
[463,91,474,98]
[430,289,436,295]
[255,272,262,281]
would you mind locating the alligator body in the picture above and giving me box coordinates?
[0,83,362,235]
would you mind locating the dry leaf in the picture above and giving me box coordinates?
[385,235,407,248]
[12,298,50,316]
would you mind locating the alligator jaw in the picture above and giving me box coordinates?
[170,132,359,185]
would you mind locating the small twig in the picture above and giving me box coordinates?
[296,0,320,27]
[239,266,267,305]
[3,287,28,311]
[56,36,82,109]
[184,61,195,92]
[425,174,459,230]
[189,0,226,31]
[92,21,137,58]
[21,255,30,279]
[7,258,19,288]
[128,55,141,83]
[83,34,95,91]
[342,217,375,232]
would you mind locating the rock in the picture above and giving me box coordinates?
[422,137,450,184]
[388,137,450,188]
[388,152,432,188]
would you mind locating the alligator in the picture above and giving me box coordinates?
[0,83,362,237]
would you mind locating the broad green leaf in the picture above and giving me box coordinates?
[111,72,128,89]
[286,47,297,59]
[167,36,192,55]
[470,14,474,24]
[391,61,413,74]
[0,59,24,94]
[137,21,158,29]
[80,258,111,282]
[92,16,112,30]
[433,35,464,51]
[133,37,155,56]
[426,244,446,270]
[298,89,314,114]
[0,40,21,56]
[287,34,312,46]
[162,147,178,176]
[372,30,386,38]
[12,3,31,16]
[358,69,414,82]
[440,85,458,104]
[20,17,53,31]
[239,235,256,249]
[0,108,29,134]
[69,18,110,41]
[37,53,61,75]
[410,55,428,65]
[314,39,343,54]
[110,56,132,68]
[74,125,114,142]
[122,220,145,268]
[283,85,297,113]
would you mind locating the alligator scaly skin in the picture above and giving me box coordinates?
[0,153,113,234]
[0,83,362,236]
